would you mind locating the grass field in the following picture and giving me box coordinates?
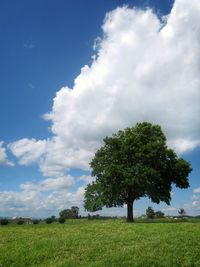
[0,219,200,267]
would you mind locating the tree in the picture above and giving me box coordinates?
[59,206,79,219]
[155,210,165,218]
[178,208,186,218]
[84,122,192,222]
[71,206,79,218]
[146,206,155,219]
[59,209,70,219]
[51,215,56,222]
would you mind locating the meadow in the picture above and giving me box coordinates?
[0,219,200,267]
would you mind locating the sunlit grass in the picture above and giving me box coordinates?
[0,219,200,267]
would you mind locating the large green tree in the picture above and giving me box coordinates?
[84,122,192,222]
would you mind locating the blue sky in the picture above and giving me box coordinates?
[0,0,200,218]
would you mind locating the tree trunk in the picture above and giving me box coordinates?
[127,201,134,222]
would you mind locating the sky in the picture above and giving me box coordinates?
[0,0,200,218]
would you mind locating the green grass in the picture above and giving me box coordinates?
[0,219,200,267]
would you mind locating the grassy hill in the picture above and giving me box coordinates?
[0,219,200,267]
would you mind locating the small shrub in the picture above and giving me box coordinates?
[0,218,9,225]
[32,219,40,224]
[58,217,66,224]
[17,220,24,225]
[45,217,53,224]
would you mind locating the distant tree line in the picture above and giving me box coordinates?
[0,205,191,226]
[0,206,81,226]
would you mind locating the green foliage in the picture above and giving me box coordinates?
[0,218,9,225]
[0,220,200,267]
[17,220,24,225]
[45,218,53,224]
[155,210,165,218]
[84,122,192,222]
[32,219,40,224]
[146,206,155,219]
[58,217,66,224]
[59,206,79,219]
[50,216,56,222]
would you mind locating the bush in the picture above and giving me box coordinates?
[17,220,24,225]
[32,219,40,224]
[0,218,9,225]
[58,217,66,224]
[45,217,53,224]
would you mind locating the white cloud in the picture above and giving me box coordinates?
[168,139,200,154]
[20,175,74,192]
[0,174,89,217]
[78,175,94,184]
[0,190,40,214]
[194,188,200,193]
[38,137,93,177]
[43,0,200,157]
[10,0,200,179]
[192,200,199,207]
[179,194,200,214]
[28,83,36,89]
[0,185,85,218]
[9,138,47,165]
[192,202,200,210]
[189,190,200,210]
[0,142,8,165]
[0,141,14,166]
[192,195,200,201]
[23,41,35,50]
[46,1,200,162]
[162,207,177,212]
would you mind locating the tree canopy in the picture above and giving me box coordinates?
[84,122,192,222]
[59,206,79,219]
[146,207,155,219]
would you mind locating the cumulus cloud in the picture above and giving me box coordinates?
[0,185,85,218]
[10,0,200,179]
[180,190,200,214]
[43,0,200,159]
[20,175,74,192]
[0,141,14,166]
[9,138,47,165]
[190,189,200,211]
[0,173,95,217]
[78,175,94,184]
[162,207,177,213]
[6,0,200,216]
[194,188,200,194]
